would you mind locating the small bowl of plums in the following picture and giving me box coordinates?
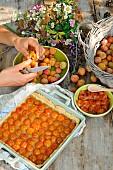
[13,46,69,84]
[74,84,113,117]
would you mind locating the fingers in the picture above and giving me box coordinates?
[28,37,45,59]
[24,72,37,81]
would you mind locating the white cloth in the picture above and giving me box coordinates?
[0,83,86,169]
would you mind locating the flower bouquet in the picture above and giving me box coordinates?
[15,0,81,46]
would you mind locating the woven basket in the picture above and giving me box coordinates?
[77,16,113,88]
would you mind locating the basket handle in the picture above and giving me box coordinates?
[77,20,95,48]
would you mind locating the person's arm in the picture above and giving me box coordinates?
[0,59,37,87]
[0,26,45,58]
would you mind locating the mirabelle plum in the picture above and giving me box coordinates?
[77,79,85,87]
[50,48,56,55]
[48,75,52,82]
[51,76,58,83]
[78,68,86,76]
[41,74,48,79]
[30,60,37,67]
[106,67,113,74]
[39,55,45,61]
[55,67,62,74]
[98,63,106,71]
[60,61,67,69]
[94,56,101,64]
[106,50,112,55]
[101,45,108,52]
[44,49,50,56]
[101,59,108,66]
[99,52,106,59]
[108,62,113,69]
[90,75,97,82]
[39,62,47,66]
[54,74,60,79]
[43,68,50,75]
[43,58,50,64]
[41,78,48,84]
[107,36,113,43]
[55,62,60,68]
[107,55,112,61]
[85,65,92,72]
[37,71,43,76]
[50,71,56,76]
[70,75,79,83]
[101,38,108,46]
[96,50,102,55]
[106,42,111,48]
[49,58,56,66]
[110,44,113,51]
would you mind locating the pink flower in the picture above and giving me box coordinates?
[51,40,58,46]
[31,5,42,10]
[46,33,50,37]
[70,33,75,38]
[31,6,37,10]
[36,5,42,10]
[70,19,75,27]
[60,39,65,43]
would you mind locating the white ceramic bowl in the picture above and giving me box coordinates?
[13,46,69,85]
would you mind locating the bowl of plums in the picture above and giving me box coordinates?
[74,84,113,117]
[13,46,69,84]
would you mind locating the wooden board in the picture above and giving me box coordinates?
[0,0,113,170]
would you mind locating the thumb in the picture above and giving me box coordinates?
[16,59,31,70]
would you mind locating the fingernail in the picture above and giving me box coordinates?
[36,53,39,59]
[27,59,31,63]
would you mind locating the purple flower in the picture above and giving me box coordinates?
[70,19,75,27]
[46,33,50,37]
[68,42,75,49]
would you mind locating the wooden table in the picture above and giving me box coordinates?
[0,1,113,170]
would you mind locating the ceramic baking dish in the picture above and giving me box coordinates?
[0,89,85,170]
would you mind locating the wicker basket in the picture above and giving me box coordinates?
[77,16,113,88]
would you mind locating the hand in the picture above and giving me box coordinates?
[14,37,45,59]
[0,59,37,87]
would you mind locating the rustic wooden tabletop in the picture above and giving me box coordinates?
[0,1,113,170]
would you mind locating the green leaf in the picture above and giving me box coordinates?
[47,29,57,34]
[55,25,62,31]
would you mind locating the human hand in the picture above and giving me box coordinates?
[14,37,45,59]
[0,59,37,87]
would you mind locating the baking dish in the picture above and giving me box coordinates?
[0,88,85,170]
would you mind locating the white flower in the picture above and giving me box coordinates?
[65,39,72,45]
[22,31,25,35]
[63,4,72,14]
[53,7,59,11]
[56,3,61,8]
[40,6,46,12]
[64,13,68,19]
[51,22,54,29]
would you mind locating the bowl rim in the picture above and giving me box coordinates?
[13,46,69,85]
[74,84,113,118]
